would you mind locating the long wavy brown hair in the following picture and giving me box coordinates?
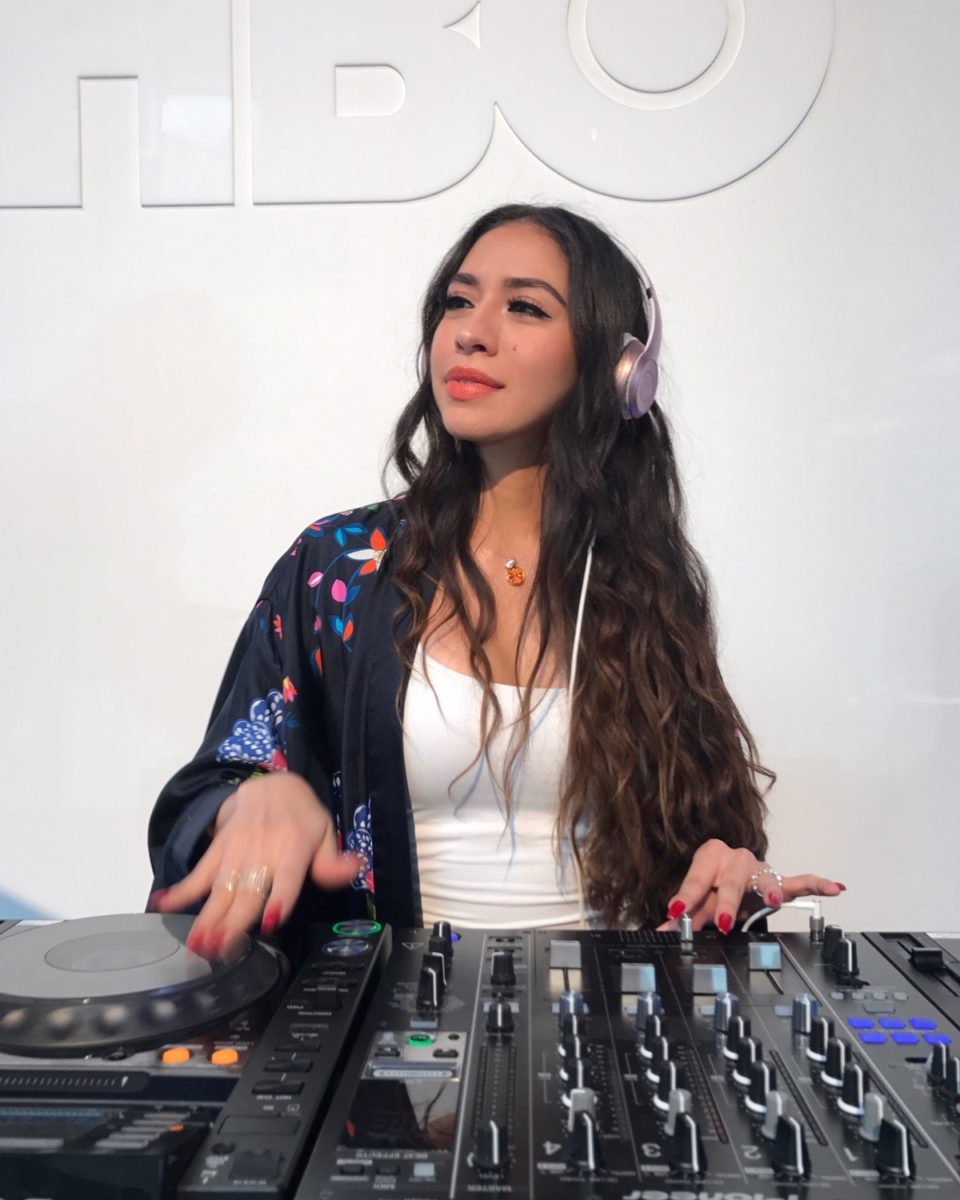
[385,204,771,926]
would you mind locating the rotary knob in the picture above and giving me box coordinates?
[486,998,514,1037]
[838,1062,867,1117]
[821,1037,848,1088]
[655,1060,686,1112]
[561,1055,592,1098]
[791,993,818,1035]
[645,1036,672,1085]
[416,961,443,1011]
[821,924,843,963]
[634,990,662,1032]
[559,1030,587,1064]
[567,1088,601,1173]
[639,1012,663,1059]
[760,1090,789,1141]
[664,1087,692,1137]
[472,1120,508,1173]
[568,1110,601,1173]
[928,1041,949,1087]
[833,936,859,981]
[559,992,587,1036]
[876,1117,915,1179]
[723,1015,751,1063]
[490,950,516,987]
[806,1015,833,1063]
[942,1055,960,1103]
[422,950,447,989]
[859,1091,885,1142]
[746,1061,777,1114]
[733,1037,762,1088]
[713,991,739,1034]
[679,913,694,952]
[771,1115,811,1178]
[669,1113,707,1177]
[429,920,454,961]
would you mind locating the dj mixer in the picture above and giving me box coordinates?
[1,913,959,1198]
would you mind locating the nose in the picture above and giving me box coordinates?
[454,302,499,356]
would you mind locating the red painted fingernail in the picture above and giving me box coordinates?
[186,931,203,954]
[835,882,847,891]
[147,889,168,912]
[766,890,781,908]
[716,912,733,935]
[668,900,686,920]
[261,904,282,937]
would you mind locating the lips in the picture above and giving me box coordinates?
[444,366,504,400]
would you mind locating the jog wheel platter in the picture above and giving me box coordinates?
[0,914,282,1056]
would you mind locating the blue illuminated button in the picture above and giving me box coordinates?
[910,1018,937,1031]
[848,1018,874,1030]
[860,1032,886,1045]
[879,1018,905,1030]
[924,1033,951,1046]
[891,1032,919,1045]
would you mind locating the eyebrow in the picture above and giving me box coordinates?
[451,271,567,308]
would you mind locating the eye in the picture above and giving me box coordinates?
[508,298,549,319]
[443,293,471,310]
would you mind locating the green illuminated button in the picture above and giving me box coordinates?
[407,1033,435,1046]
[332,920,383,937]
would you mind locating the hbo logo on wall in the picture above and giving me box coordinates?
[0,0,834,206]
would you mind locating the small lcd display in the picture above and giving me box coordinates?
[341,1079,458,1151]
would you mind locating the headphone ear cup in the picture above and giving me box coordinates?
[615,335,659,419]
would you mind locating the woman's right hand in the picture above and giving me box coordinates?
[150,772,362,958]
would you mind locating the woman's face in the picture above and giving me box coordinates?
[429,221,578,458]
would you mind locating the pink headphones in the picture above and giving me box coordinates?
[614,262,662,420]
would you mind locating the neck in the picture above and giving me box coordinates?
[475,458,545,549]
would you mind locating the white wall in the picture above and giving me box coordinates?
[1,0,957,931]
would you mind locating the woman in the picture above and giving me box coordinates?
[148,204,843,957]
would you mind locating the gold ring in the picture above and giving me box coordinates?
[217,866,272,899]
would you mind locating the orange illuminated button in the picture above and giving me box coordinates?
[211,1047,240,1066]
[161,1046,191,1065]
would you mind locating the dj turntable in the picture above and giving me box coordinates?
[0,913,390,1199]
[3,913,960,1199]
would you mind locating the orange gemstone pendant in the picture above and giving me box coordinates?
[505,558,525,586]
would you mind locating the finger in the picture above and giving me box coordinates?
[711,848,760,934]
[781,875,846,901]
[310,821,365,889]
[187,878,239,957]
[259,852,315,937]
[217,886,272,959]
[664,841,728,920]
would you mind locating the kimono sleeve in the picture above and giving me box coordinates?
[147,552,321,891]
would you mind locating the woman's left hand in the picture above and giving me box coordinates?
[656,839,845,933]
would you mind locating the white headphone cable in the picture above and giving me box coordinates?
[568,534,595,926]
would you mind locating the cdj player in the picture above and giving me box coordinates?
[1,912,960,1198]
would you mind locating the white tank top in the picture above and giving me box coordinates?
[403,646,583,929]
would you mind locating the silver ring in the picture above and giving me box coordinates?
[748,863,783,902]
[217,866,272,899]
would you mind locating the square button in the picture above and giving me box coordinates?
[909,1018,936,1031]
[879,1018,906,1030]
[860,1032,886,1045]
[847,1018,874,1030]
[924,1033,951,1046]
[891,1032,919,1046]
